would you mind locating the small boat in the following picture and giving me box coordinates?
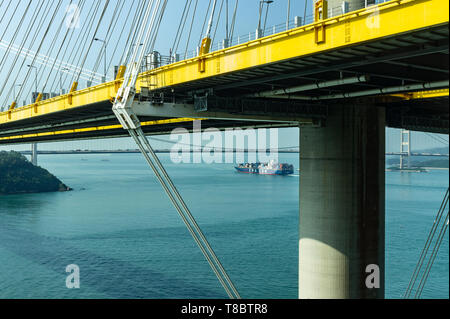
[235,160,294,175]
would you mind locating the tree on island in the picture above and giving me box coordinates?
[0,151,71,195]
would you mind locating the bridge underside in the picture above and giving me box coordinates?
[0,18,448,144]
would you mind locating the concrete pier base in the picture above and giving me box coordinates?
[299,104,385,299]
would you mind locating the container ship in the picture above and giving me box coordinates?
[235,160,294,175]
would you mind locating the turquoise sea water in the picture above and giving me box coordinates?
[0,153,448,299]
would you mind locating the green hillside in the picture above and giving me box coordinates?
[0,151,71,195]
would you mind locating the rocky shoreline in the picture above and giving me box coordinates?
[0,151,71,195]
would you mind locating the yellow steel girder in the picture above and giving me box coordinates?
[0,0,448,128]
[136,0,448,90]
[391,88,449,100]
[0,118,200,142]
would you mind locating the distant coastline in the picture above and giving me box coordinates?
[386,158,449,170]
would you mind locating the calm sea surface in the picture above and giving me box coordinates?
[0,153,448,299]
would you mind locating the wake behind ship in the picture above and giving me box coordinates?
[235,160,294,176]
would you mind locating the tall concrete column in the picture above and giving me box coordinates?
[299,104,385,299]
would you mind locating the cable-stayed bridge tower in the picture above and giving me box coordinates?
[400,129,412,169]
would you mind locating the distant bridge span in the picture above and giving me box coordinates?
[386,152,449,157]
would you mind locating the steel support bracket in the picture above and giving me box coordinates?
[112,86,141,130]
[68,82,78,105]
[314,0,327,44]
[198,37,211,73]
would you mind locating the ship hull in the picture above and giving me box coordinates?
[234,167,293,175]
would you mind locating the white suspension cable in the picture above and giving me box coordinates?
[404,188,449,298]
[205,0,218,39]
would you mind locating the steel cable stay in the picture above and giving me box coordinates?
[211,0,225,46]
[404,188,448,298]
[413,194,449,298]
[62,0,102,86]
[121,0,153,73]
[183,0,199,60]
[205,0,218,39]
[88,0,124,83]
[112,0,240,299]
[225,0,228,43]
[97,0,127,79]
[1,1,53,110]
[172,0,192,56]
[0,1,31,108]
[262,0,271,36]
[197,0,212,48]
[141,0,166,54]
[67,0,103,86]
[122,0,162,88]
[5,0,49,106]
[102,0,128,76]
[49,0,91,93]
[135,0,167,85]
[229,0,239,43]
[0,0,45,109]
[128,128,232,298]
[0,0,104,96]
[424,132,449,145]
[14,0,63,106]
[0,1,13,30]
[130,127,241,299]
[120,0,156,87]
[5,0,60,106]
[415,210,449,298]
[123,0,151,67]
[143,0,167,60]
[171,0,189,55]
[0,37,103,94]
[0,0,24,71]
[404,187,449,298]
[119,0,145,66]
[36,0,74,96]
[15,0,96,105]
[303,0,308,28]
[14,0,84,104]
[74,0,110,84]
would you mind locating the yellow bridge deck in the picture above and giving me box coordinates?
[0,0,448,143]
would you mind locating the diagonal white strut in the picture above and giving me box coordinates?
[129,127,241,299]
[112,0,241,299]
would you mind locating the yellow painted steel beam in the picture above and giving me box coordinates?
[391,88,449,100]
[136,0,448,90]
[0,118,200,142]
[0,0,448,128]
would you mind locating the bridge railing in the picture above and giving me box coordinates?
[145,0,391,65]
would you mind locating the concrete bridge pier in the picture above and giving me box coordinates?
[299,104,385,299]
